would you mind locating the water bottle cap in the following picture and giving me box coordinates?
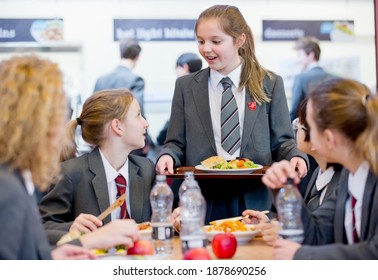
[286,178,294,184]
[156,174,167,181]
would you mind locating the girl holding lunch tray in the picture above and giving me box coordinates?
[155,4,308,223]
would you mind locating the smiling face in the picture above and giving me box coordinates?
[120,98,148,150]
[196,18,243,76]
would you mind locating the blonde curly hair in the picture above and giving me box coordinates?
[0,55,67,191]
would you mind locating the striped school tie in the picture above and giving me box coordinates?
[351,194,359,243]
[220,77,241,155]
[115,174,130,219]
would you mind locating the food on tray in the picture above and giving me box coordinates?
[206,220,255,232]
[200,156,227,169]
[201,156,259,170]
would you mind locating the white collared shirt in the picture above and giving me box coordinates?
[21,169,35,197]
[315,166,335,205]
[208,66,245,160]
[99,149,130,220]
[344,161,369,244]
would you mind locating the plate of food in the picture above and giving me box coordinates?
[204,220,260,245]
[195,156,263,174]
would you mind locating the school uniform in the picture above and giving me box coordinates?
[158,67,308,223]
[39,147,155,245]
[0,165,52,259]
[297,164,378,259]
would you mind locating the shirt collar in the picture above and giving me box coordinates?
[99,148,128,182]
[210,64,242,90]
[315,166,335,191]
[21,169,35,196]
[348,161,369,201]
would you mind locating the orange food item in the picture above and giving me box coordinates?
[138,223,151,231]
[207,220,253,232]
[237,160,245,167]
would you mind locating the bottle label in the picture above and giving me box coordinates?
[181,238,207,254]
[152,225,173,240]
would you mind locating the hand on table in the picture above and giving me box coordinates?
[273,238,301,260]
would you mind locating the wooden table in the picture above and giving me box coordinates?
[170,236,273,260]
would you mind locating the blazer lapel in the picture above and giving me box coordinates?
[360,171,377,240]
[128,159,145,222]
[240,89,262,155]
[334,170,349,243]
[192,69,217,154]
[88,148,112,224]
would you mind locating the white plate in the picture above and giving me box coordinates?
[195,164,263,174]
[204,225,260,245]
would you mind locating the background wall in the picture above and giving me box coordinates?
[0,0,376,142]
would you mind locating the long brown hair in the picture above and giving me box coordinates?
[0,55,67,191]
[195,5,271,105]
[309,78,378,174]
[61,89,134,161]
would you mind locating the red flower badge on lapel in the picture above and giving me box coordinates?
[248,101,257,111]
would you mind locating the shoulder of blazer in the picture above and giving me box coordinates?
[262,72,282,99]
[190,68,210,84]
[60,147,101,177]
[129,154,154,174]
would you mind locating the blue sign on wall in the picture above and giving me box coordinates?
[262,20,354,42]
[114,19,196,41]
[0,19,64,42]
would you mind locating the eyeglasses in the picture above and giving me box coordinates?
[292,118,308,132]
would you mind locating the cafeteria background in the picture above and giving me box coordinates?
[0,0,376,149]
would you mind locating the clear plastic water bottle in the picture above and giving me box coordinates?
[178,171,200,199]
[179,187,207,254]
[275,178,304,243]
[150,174,174,257]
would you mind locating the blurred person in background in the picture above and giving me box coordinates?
[39,89,154,245]
[290,36,333,195]
[156,52,203,146]
[94,38,154,157]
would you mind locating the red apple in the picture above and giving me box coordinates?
[127,239,154,255]
[211,233,237,259]
[183,248,211,260]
